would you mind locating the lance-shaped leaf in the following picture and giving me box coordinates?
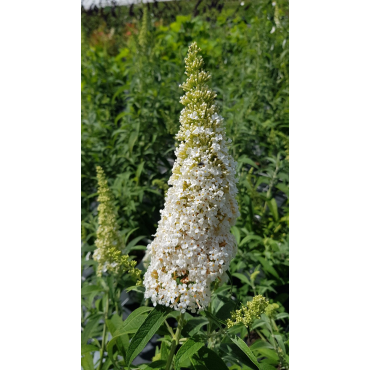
[174,337,204,370]
[126,305,171,367]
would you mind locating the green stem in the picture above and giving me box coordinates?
[206,303,213,348]
[114,284,121,316]
[165,320,176,339]
[165,313,185,370]
[256,329,268,342]
[263,155,280,212]
[269,317,285,368]
[115,301,119,314]
[97,293,109,370]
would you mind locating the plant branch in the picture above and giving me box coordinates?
[165,313,185,370]
[97,293,109,370]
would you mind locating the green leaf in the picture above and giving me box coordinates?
[192,347,229,370]
[109,313,124,331]
[275,183,289,196]
[230,226,241,245]
[112,83,129,103]
[273,334,286,355]
[81,315,102,344]
[107,336,127,370]
[140,360,167,369]
[190,358,208,370]
[266,198,279,221]
[128,245,147,251]
[203,310,225,330]
[101,358,113,370]
[220,342,259,370]
[249,340,274,351]
[170,20,182,33]
[123,227,139,245]
[174,338,204,370]
[112,306,153,338]
[81,352,94,370]
[260,364,277,370]
[160,339,170,361]
[182,317,209,337]
[81,285,101,295]
[126,305,171,367]
[110,309,157,367]
[232,273,251,286]
[239,235,263,248]
[213,285,231,295]
[251,318,270,332]
[214,299,237,321]
[128,131,138,153]
[135,161,145,183]
[256,348,279,364]
[275,312,289,320]
[123,235,146,254]
[125,285,145,293]
[106,316,129,362]
[256,257,280,280]
[238,156,259,169]
[81,344,99,355]
[230,336,260,370]
[107,306,154,367]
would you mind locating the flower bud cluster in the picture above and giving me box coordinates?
[93,166,142,284]
[143,42,240,313]
[226,295,269,329]
[265,303,280,318]
[138,5,149,50]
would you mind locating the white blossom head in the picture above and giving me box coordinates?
[143,42,240,313]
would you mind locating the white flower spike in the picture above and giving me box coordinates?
[143,42,240,313]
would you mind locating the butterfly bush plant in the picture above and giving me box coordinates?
[81,42,287,370]
[143,42,240,313]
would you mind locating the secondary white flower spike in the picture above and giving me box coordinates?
[144,42,240,313]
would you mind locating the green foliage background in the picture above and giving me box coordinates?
[81,1,289,368]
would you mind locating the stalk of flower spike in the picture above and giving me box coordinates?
[143,42,240,313]
[93,166,142,284]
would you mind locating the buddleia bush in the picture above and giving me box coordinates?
[82,1,289,369]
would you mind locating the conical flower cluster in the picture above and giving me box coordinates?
[143,42,240,313]
[226,295,269,329]
[138,5,149,50]
[93,166,142,284]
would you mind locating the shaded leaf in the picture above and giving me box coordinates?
[81,344,99,355]
[182,317,209,338]
[232,273,251,285]
[220,342,259,370]
[174,338,204,370]
[81,315,102,344]
[81,285,101,295]
[249,340,274,351]
[192,347,229,370]
[230,336,260,370]
[266,198,279,222]
[126,305,171,367]
[140,360,167,369]
[81,353,94,370]
[125,285,145,293]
